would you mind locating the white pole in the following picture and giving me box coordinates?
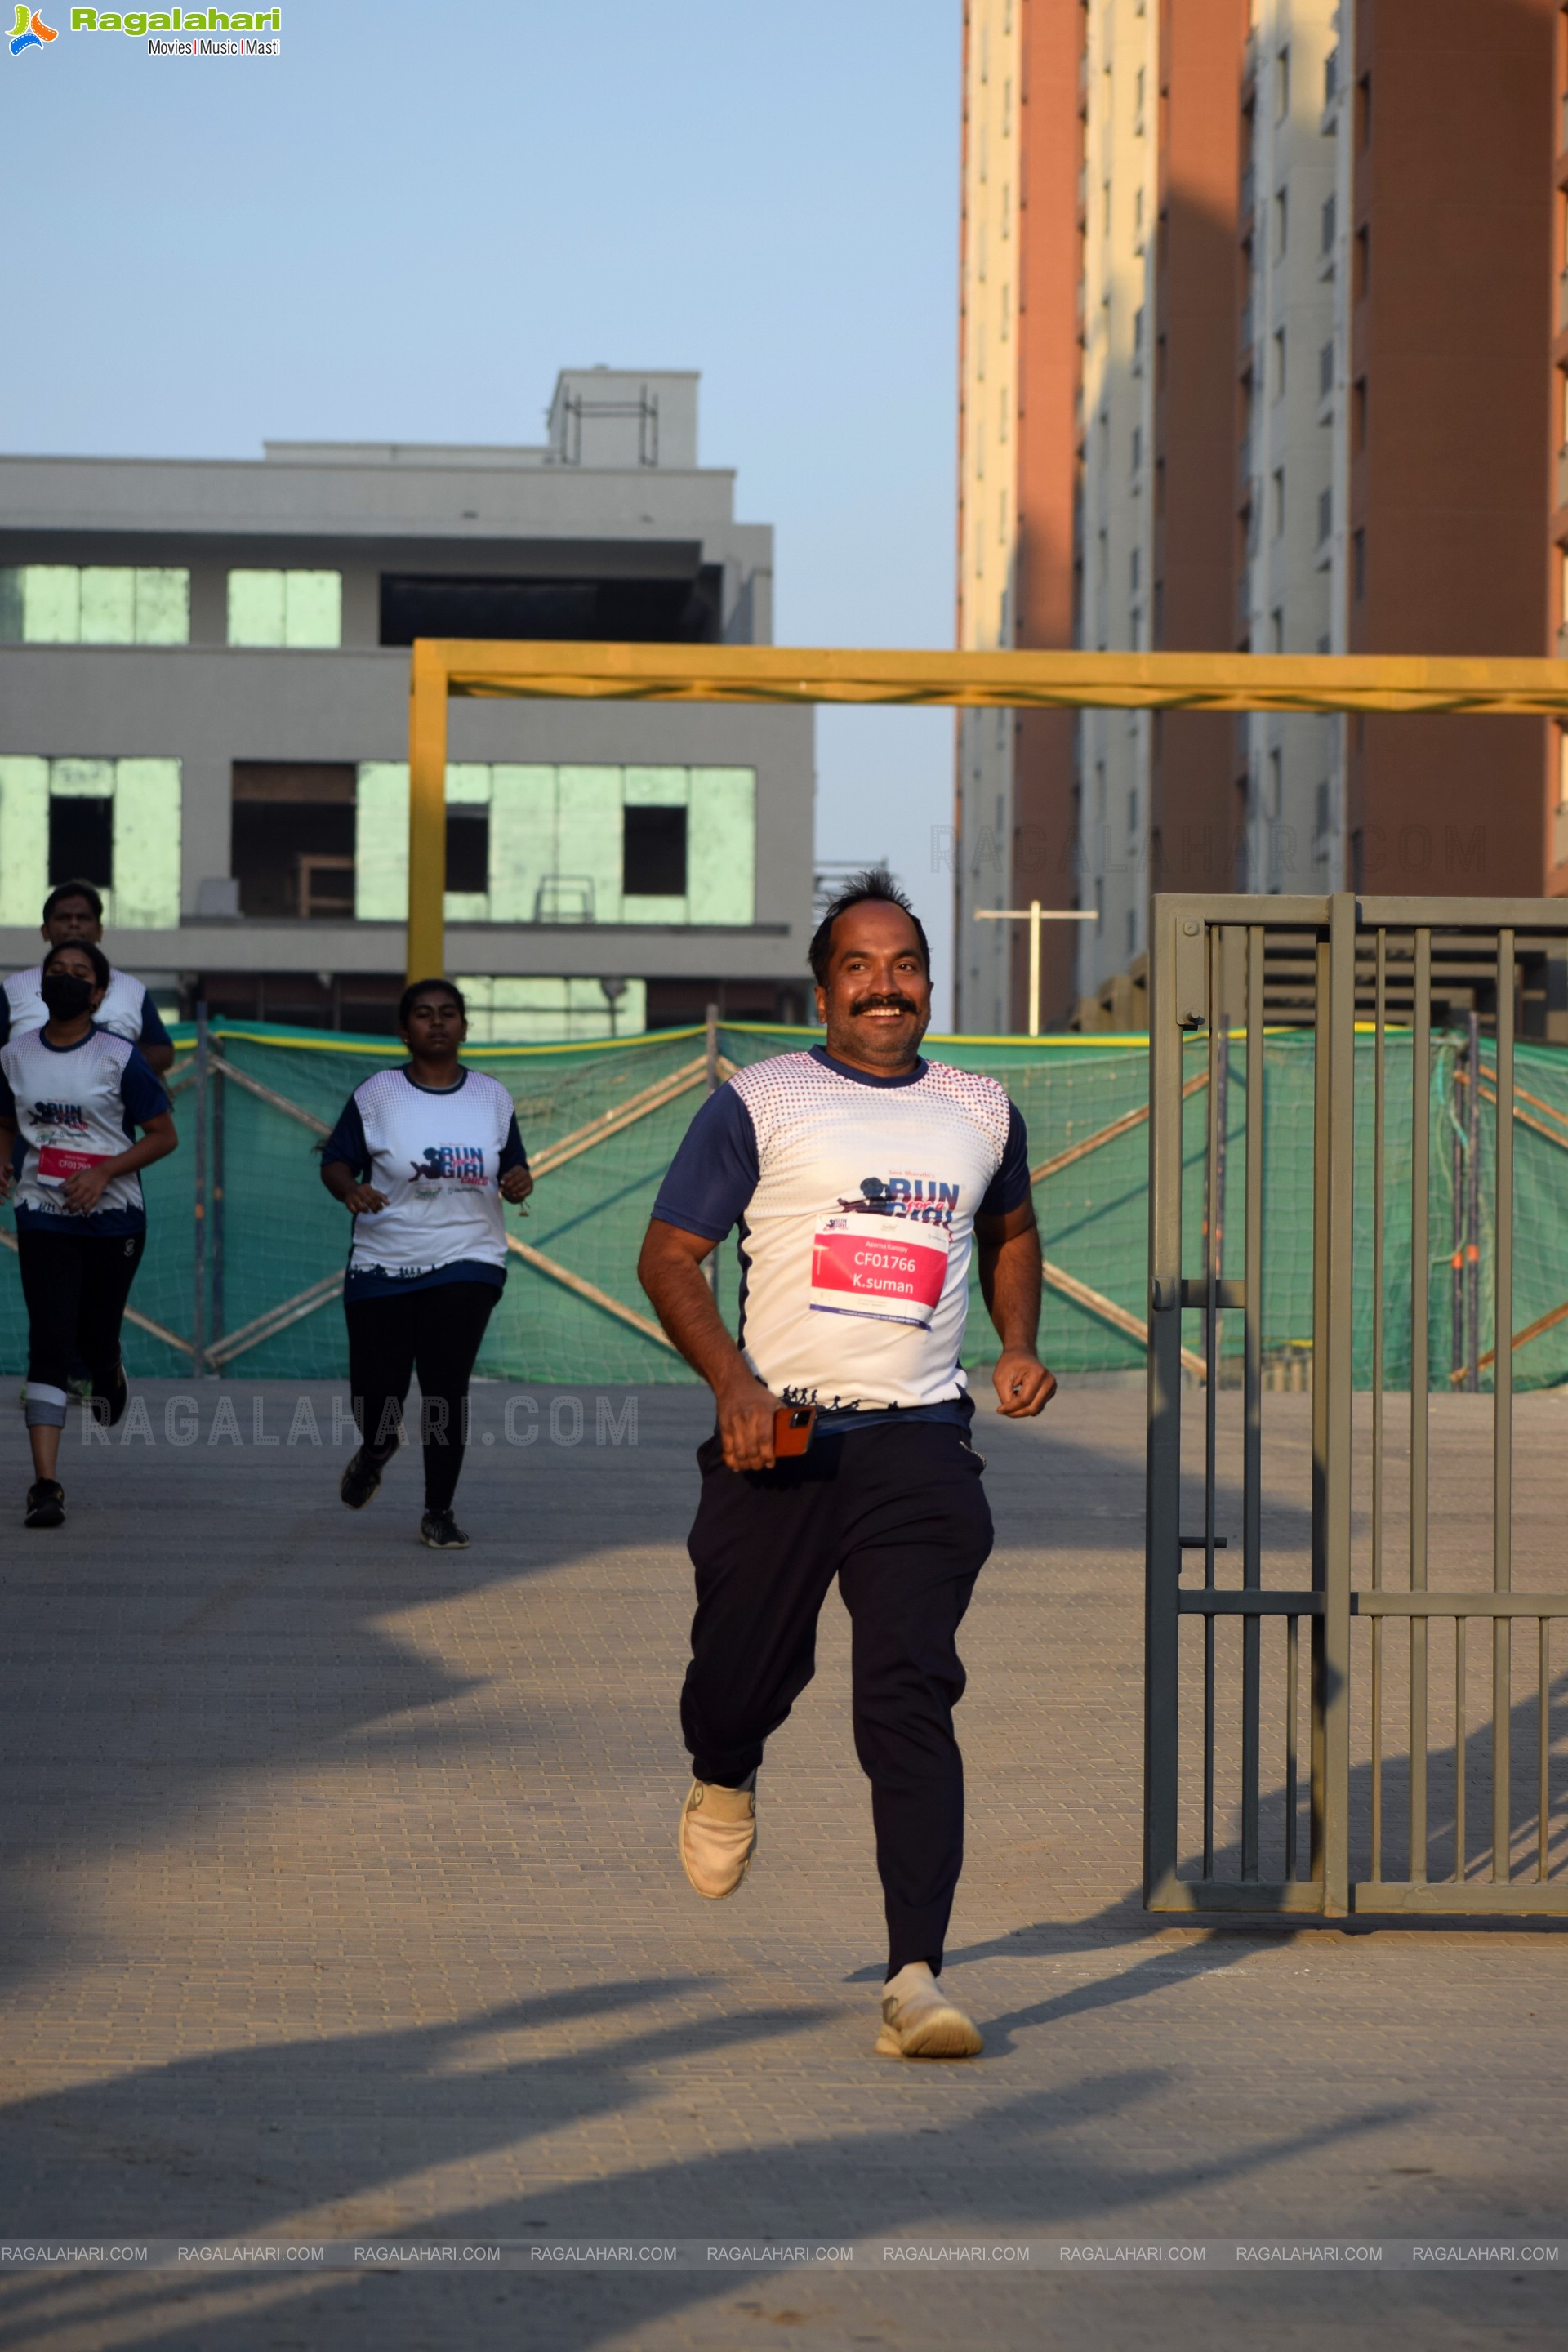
[1027,899,1042,1038]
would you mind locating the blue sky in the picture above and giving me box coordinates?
[2,0,963,1013]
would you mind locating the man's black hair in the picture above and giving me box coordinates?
[43,938,110,993]
[807,866,929,987]
[42,880,105,924]
[398,976,467,1032]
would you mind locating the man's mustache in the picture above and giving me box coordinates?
[849,994,920,1017]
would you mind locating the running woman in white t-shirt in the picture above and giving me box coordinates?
[639,871,1057,2062]
[319,978,532,1549]
[0,940,178,1528]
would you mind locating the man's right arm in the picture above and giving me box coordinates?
[637,1220,781,1471]
[637,1081,781,1471]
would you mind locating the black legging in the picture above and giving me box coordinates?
[17,1227,146,1428]
[344,1281,497,1512]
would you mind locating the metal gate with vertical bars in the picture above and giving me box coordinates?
[1145,893,1568,1917]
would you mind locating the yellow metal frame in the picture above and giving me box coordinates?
[405,640,1568,981]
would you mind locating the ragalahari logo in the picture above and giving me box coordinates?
[8,6,58,51]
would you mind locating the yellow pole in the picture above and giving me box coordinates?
[407,639,448,985]
[1027,899,1042,1038]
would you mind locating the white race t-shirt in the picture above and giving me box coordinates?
[2,963,167,1052]
[0,1023,169,1232]
[321,1066,528,1287]
[652,1045,1031,1416]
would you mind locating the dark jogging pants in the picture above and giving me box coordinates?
[345,1281,497,1513]
[680,1418,994,1977]
[18,1227,146,1428]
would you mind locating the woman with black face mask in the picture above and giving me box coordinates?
[0,941,178,1527]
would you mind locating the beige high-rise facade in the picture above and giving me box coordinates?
[1237,1,1342,897]
[956,0,1024,1036]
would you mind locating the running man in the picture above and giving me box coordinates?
[637,869,1055,2061]
[0,940,178,1527]
[319,978,534,1550]
[2,881,175,1075]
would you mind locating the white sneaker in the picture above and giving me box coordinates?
[875,1962,983,2060]
[678,1777,757,1900]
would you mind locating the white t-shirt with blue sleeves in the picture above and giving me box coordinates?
[653,1044,1031,1425]
[321,1066,529,1298]
[0,1024,170,1235]
[1,964,170,1056]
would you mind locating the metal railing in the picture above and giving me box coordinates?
[1145,895,1568,1918]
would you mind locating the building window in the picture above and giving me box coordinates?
[49,786,114,896]
[453,977,649,1045]
[1321,194,1336,255]
[350,763,756,929]
[0,566,189,646]
[1275,46,1290,120]
[1319,340,1334,400]
[1354,226,1370,299]
[227,570,342,649]
[1352,529,1367,600]
[1272,328,1286,398]
[446,803,490,897]
[1274,188,1288,258]
[1271,469,1285,537]
[1356,73,1371,149]
[1317,488,1333,546]
[1352,378,1368,450]
[231,763,357,920]
[623,804,688,899]
[1270,608,1285,653]
[0,755,181,928]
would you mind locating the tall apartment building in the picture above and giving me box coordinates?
[956,0,1560,1036]
[0,369,814,1039]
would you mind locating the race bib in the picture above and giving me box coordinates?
[809,1214,950,1330]
[37,1145,108,1185]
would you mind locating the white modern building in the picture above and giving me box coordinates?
[0,368,815,1038]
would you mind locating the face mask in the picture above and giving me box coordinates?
[41,973,95,1022]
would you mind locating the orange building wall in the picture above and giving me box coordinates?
[1348,0,1556,896]
[1150,0,1250,893]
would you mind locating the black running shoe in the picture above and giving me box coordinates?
[340,1446,392,1510]
[24,1481,65,1529]
[91,1358,127,1428]
[420,1508,470,1550]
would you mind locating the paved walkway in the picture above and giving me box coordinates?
[0,1377,1564,2350]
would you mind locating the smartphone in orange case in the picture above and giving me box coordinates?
[773,1404,817,1457]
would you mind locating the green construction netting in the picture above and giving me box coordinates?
[2,1020,1566,1392]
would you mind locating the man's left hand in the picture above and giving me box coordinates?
[992,1349,1057,1419]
